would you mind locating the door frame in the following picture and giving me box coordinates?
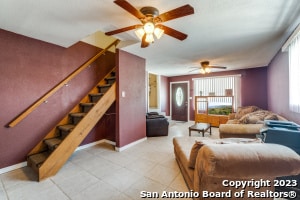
[170,81,190,121]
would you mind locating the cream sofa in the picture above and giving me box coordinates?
[219,106,287,139]
[173,136,300,200]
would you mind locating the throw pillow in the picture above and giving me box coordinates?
[239,110,278,124]
[239,112,263,124]
[264,114,278,121]
[188,141,205,169]
[188,139,229,169]
[235,106,261,119]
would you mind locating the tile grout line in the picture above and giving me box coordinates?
[0,176,9,200]
[49,178,72,200]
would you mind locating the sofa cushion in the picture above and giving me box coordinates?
[188,138,262,169]
[235,106,261,119]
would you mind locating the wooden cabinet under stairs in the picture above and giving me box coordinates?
[27,70,116,181]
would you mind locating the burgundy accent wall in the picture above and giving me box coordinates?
[240,67,268,109]
[167,67,268,120]
[116,49,146,148]
[0,29,116,168]
[268,51,300,124]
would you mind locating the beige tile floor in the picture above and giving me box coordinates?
[0,121,198,200]
[0,121,286,200]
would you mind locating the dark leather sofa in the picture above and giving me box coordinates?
[146,112,169,137]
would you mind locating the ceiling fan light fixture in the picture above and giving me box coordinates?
[134,27,144,41]
[144,22,155,34]
[200,68,206,74]
[204,67,210,73]
[106,2,194,48]
[154,26,164,39]
[134,22,164,43]
[145,33,154,43]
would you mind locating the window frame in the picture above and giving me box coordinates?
[192,75,241,112]
[288,33,300,113]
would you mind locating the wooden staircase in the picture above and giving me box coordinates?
[27,70,116,181]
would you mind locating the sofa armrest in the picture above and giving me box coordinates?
[219,124,263,138]
[196,143,300,178]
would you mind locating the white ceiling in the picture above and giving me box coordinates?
[1,0,300,76]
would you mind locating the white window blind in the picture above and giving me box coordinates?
[193,75,241,111]
[289,33,300,113]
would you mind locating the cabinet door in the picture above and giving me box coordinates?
[195,114,208,123]
[219,116,229,125]
[208,115,219,127]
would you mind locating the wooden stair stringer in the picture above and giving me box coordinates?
[27,68,116,157]
[37,83,116,181]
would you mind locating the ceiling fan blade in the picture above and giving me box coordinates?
[141,34,150,48]
[155,4,194,23]
[114,0,145,19]
[189,68,200,73]
[105,25,138,36]
[157,24,187,40]
[210,66,227,69]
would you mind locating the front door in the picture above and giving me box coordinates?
[171,82,188,121]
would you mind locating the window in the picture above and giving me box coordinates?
[175,87,184,106]
[288,33,300,113]
[193,75,241,111]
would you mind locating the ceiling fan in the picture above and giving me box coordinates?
[189,61,227,74]
[105,0,194,48]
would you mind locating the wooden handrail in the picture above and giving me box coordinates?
[8,39,120,128]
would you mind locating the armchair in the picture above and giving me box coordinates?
[146,112,169,137]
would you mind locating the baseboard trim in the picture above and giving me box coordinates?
[75,139,116,151]
[115,137,147,152]
[0,139,116,175]
[103,139,116,146]
[0,162,27,175]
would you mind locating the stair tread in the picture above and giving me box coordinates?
[105,77,116,80]
[89,93,104,97]
[80,102,95,113]
[57,124,75,131]
[98,84,111,88]
[44,138,62,147]
[80,102,95,106]
[28,152,49,165]
[69,112,86,117]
